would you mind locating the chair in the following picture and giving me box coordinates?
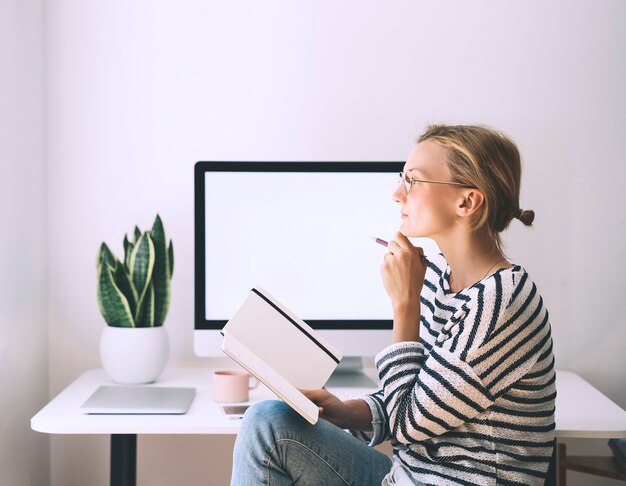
[556,442,626,485]
[545,439,557,486]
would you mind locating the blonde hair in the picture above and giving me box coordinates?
[417,124,534,252]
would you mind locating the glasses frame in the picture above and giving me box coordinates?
[398,171,474,193]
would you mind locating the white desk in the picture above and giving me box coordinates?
[32,368,261,436]
[554,370,626,439]
[31,368,626,486]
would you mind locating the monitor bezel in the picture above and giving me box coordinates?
[194,161,403,331]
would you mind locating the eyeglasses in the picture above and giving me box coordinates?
[398,171,474,194]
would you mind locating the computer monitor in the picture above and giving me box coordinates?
[194,161,402,367]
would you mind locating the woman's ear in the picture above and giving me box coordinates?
[456,189,485,218]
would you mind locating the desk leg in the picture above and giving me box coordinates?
[110,434,137,486]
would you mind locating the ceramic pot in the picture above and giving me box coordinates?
[99,326,170,384]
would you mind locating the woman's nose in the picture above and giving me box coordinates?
[392,184,405,204]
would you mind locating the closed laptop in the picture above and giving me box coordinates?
[81,386,196,414]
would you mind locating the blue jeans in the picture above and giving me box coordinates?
[231,400,393,485]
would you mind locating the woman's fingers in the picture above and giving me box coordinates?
[393,231,411,248]
[386,240,401,255]
[386,234,424,262]
[300,388,334,405]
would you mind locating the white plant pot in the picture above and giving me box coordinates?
[100,326,170,384]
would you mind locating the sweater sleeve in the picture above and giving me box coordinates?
[376,341,494,445]
[375,269,550,446]
[347,345,426,446]
[348,390,390,446]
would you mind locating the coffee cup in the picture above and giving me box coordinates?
[212,370,259,403]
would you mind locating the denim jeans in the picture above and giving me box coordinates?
[230,400,394,486]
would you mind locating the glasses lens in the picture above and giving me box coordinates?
[399,172,410,193]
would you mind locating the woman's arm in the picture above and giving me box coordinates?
[376,271,552,446]
[376,342,494,444]
[391,304,421,343]
[380,232,426,344]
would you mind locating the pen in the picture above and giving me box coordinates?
[371,236,427,263]
[371,236,388,247]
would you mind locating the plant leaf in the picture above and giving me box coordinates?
[133,226,141,243]
[98,243,117,270]
[150,214,170,326]
[125,243,135,270]
[113,263,137,317]
[97,264,135,327]
[168,240,174,278]
[130,232,155,320]
[135,281,155,327]
[123,234,134,270]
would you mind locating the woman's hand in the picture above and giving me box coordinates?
[381,232,427,342]
[300,388,373,431]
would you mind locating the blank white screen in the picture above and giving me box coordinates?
[204,170,400,321]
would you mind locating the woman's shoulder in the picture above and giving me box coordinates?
[425,252,447,277]
[481,264,542,311]
[423,252,448,294]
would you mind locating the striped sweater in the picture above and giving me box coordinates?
[359,253,556,486]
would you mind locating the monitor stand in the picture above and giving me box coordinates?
[326,357,378,388]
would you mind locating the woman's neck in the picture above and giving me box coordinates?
[436,231,509,293]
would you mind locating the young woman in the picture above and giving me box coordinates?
[230,124,556,486]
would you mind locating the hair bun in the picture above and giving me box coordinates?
[517,208,535,226]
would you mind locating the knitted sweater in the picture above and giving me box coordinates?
[359,254,556,486]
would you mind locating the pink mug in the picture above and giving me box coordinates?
[212,370,259,403]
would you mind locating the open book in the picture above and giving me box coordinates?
[221,287,343,424]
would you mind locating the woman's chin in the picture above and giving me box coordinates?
[399,220,415,234]
[399,223,427,239]
[399,227,417,238]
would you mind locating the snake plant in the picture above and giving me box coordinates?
[97,215,174,327]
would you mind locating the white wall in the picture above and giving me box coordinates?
[0,0,49,484]
[45,1,626,485]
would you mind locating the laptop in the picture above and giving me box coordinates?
[81,385,196,414]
